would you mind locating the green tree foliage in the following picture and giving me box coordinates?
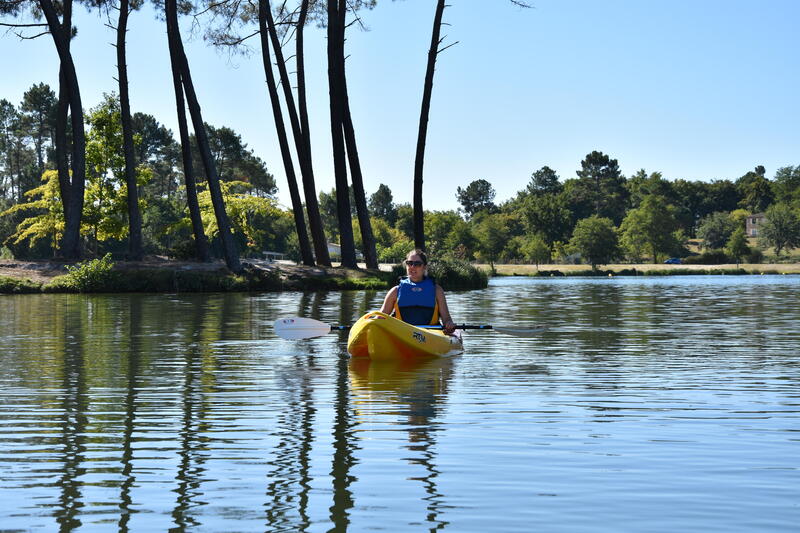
[394,203,414,240]
[759,203,800,256]
[424,210,474,259]
[569,215,620,270]
[519,233,550,269]
[0,98,37,202]
[19,83,57,177]
[191,123,276,197]
[473,213,510,270]
[626,170,674,209]
[520,192,571,247]
[0,170,63,255]
[368,183,397,225]
[186,180,292,257]
[772,165,800,208]
[703,179,740,215]
[697,211,737,249]
[83,94,149,252]
[364,217,412,263]
[736,166,774,213]
[725,227,750,266]
[133,112,181,200]
[568,151,628,224]
[619,194,681,263]
[526,166,562,196]
[456,178,496,219]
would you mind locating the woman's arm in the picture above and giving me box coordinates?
[380,286,398,314]
[435,284,456,334]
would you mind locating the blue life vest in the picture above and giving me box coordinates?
[394,277,439,325]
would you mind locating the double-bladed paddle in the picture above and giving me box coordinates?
[273,317,547,340]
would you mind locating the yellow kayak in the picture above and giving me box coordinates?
[347,311,463,361]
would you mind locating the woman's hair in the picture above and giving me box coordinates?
[406,248,428,265]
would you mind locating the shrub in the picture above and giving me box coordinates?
[745,248,764,264]
[60,254,118,292]
[682,249,731,265]
[0,275,42,293]
[390,257,488,290]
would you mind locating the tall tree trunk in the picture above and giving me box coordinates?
[165,0,209,262]
[258,0,314,266]
[342,78,378,269]
[55,67,70,218]
[327,0,356,268]
[40,0,85,260]
[264,0,331,266]
[413,0,446,251]
[116,0,143,260]
[167,0,241,273]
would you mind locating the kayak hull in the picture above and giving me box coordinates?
[347,312,463,361]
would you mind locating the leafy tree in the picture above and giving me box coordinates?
[473,212,509,271]
[759,203,800,256]
[0,99,36,202]
[618,194,681,263]
[671,178,706,237]
[132,112,181,200]
[737,166,774,213]
[190,124,276,197]
[83,94,149,254]
[19,83,57,178]
[527,166,562,196]
[772,165,800,207]
[369,183,397,225]
[697,211,737,249]
[424,210,474,259]
[725,227,750,266]
[703,179,739,216]
[569,151,628,224]
[569,215,620,270]
[520,233,550,269]
[520,192,571,247]
[394,203,414,239]
[318,188,340,242]
[626,170,674,209]
[456,179,496,219]
[1,170,63,255]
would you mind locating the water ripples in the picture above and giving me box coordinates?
[1,277,799,531]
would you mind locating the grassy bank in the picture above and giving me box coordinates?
[0,259,394,294]
[481,263,800,277]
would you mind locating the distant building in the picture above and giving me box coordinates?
[327,243,363,261]
[746,213,766,237]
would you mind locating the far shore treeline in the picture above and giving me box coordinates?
[2,83,800,271]
[1,2,799,273]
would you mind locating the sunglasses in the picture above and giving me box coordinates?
[405,260,424,267]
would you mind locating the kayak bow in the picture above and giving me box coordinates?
[347,312,463,361]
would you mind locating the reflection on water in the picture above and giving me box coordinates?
[1,276,799,531]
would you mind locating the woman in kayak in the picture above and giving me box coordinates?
[380,249,457,335]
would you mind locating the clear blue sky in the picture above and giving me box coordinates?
[2,0,799,212]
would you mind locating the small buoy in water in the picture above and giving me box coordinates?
[608,273,613,277]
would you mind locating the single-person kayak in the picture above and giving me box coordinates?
[347,311,463,361]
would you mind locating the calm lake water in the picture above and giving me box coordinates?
[1,276,799,532]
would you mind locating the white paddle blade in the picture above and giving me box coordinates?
[273,317,332,340]
[492,325,548,338]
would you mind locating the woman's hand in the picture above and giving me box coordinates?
[443,319,456,335]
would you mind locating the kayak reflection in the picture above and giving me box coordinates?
[349,357,455,529]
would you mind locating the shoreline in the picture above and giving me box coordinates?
[1,259,799,294]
